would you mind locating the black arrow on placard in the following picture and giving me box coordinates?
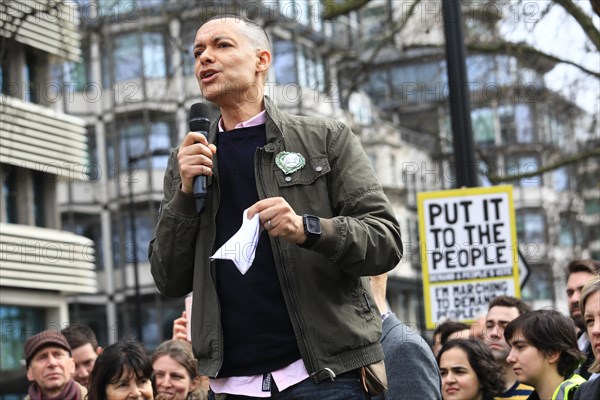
[518,249,530,290]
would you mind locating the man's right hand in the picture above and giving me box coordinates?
[177,131,217,194]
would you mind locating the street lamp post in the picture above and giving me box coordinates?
[126,147,171,343]
[442,0,477,188]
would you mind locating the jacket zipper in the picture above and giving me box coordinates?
[211,159,223,378]
[256,147,319,377]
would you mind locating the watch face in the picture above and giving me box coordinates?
[306,216,321,234]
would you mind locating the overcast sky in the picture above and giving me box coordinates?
[500,1,599,116]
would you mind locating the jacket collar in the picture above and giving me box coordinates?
[208,95,284,150]
[263,95,285,147]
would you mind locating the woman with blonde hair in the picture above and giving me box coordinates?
[574,274,600,400]
[152,340,208,400]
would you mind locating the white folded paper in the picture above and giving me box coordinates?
[210,209,261,275]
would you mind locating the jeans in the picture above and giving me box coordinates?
[216,371,369,400]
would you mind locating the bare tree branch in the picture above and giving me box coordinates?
[401,41,600,79]
[468,41,600,78]
[592,0,600,18]
[486,147,600,183]
[554,0,600,51]
[323,0,370,20]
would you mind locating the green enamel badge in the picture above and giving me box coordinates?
[275,151,306,175]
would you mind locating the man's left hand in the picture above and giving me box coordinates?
[248,197,307,244]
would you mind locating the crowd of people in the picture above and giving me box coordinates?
[21,260,600,400]
[23,322,209,400]
[20,13,600,400]
[432,259,600,400]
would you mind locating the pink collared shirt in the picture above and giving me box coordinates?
[211,109,310,396]
[210,359,309,397]
[218,110,267,131]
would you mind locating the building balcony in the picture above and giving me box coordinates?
[0,96,89,178]
[0,0,81,62]
[0,222,97,293]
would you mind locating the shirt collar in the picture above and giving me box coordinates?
[218,110,266,132]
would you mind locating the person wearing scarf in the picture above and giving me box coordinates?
[24,331,87,400]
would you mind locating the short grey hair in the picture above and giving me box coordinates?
[205,14,271,52]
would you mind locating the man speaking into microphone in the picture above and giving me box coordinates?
[149,15,402,400]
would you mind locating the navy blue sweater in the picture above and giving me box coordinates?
[214,124,300,377]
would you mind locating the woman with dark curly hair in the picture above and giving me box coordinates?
[87,340,154,400]
[437,339,505,400]
[505,309,586,400]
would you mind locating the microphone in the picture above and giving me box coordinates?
[189,103,211,213]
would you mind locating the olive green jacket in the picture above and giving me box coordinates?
[149,96,403,382]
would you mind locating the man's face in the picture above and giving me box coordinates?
[566,271,594,328]
[484,306,520,363]
[26,346,74,396]
[71,343,100,387]
[193,18,265,106]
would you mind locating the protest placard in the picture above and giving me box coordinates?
[418,185,520,329]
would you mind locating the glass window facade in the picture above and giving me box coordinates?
[365,55,543,109]
[348,92,374,126]
[499,104,535,144]
[366,69,389,106]
[62,213,103,269]
[553,167,570,191]
[182,21,197,77]
[107,117,173,176]
[514,104,534,143]
[559,214,574,247]
[123,210,156,264]
[471,107,495,145]
[547,114,566,147]
[272,39,326,92]
[585,198,600,215]
[403,168,417,207]
[24,49,40,104]
[517,209,546,244]
[274,40,297,85]
[112,31,168,83]
[112,202,160,266]
[506,154,541,187]
[63,38,91,91]
[142,32,167,79]
[2,164,18,224]
[387,62,446,104]
[278,0,323,31]
[0,305,46,370]
[115,293,184,350]
[114,34,141,82]
[32,171,47,228]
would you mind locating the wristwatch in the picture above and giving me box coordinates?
[299,214,321,248]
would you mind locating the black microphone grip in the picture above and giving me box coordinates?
[189,103,211,213]
[192,145,208,214]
